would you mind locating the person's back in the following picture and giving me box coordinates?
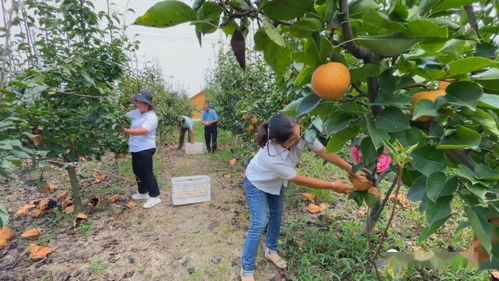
[178,115,195,149]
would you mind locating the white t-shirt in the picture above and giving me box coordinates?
[180,116,193,129]
[127,109,158,153]
[245,139,324,195]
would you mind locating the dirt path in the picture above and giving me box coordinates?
[1,145,283,281]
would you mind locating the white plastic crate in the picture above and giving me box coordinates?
[171,175,211,206]
[185,142,206,154]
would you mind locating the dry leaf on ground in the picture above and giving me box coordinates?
[74,213,88,228]
[126,201,137,208]
[318,202,329,211]
[64,204,75,214]
[40,184,57,194]
[14,203,37,217]
[93,173,109,182]
[37,198,50,210]
[105,194,121,203]
[21,228,43,239]
[389,194,410,208]
[29,209,44,218]
[57,190,70,202]
[0,227,15,241]
[0,227,15,248]
[307,203,321,214]
[29,244,54,260]
[301,193,315,203]
[228,159,237,166]
[357,208,367,216]
[223,174,231,178]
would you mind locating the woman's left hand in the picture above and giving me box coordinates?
[348,172,372,191]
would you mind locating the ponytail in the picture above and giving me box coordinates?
[256,114,296,148]
[256,122,269,148]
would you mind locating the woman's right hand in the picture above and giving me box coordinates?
[331,180,355,194]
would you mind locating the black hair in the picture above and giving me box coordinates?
[256,114,297,148]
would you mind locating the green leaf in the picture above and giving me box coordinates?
[357,33,419,56]
[408,175,427,202]
[294,65,314,86]
[388,0,408,21]
[254,29,270,51]
[297,93,321,117]
[350,63,380,84]
[134,0,196,27]
[462,108,499,137]
[349,0,377,17]
[0,205,8,228]
[221,19,238,36]
[449,57,499,76]
[359,137,378,166]
[192,0,206,11]
[407,19,448,38]
[472,68,499,91]
[432,0,474,13]
[426,173,458,202]
[362,10,406,32]
[326,127,360,153]
[478,94,499,110]
[195,1,223,34]
[411,146,445,176]
[262,0,315,21]
[263,42,291,74]
[366,117,390,149]
[375,107,411,133]
[464,206,492,255]
[324,112,354,136]
[412,99,438,120]
[475,164,499,181]
[290,17,322,38]
[436,125,481,149]
[263,19,286,47]
[391,128,424,149]
[426,195,452,226]
[441,81,483,111]
[281,98,303,118]
[419,216,450,242]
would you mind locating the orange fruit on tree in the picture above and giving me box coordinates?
[250,117,258,125]
[246,125,254,133]
[242,114,251,120]
[438,80,453,90]
[410,90,446,122]
[311,62,351,99]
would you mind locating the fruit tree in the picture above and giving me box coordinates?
[137,0,499,266]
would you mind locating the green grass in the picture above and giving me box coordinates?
[78,218,93,237]
[89,259,107,275]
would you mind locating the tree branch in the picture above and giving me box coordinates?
[464,5,480,37]
[339,0,381,64]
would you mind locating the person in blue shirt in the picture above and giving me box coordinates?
[201,103,219,152]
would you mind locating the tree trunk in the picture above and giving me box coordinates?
[66,165,83,211]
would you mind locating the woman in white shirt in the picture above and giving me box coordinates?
[241,114,371,281]
[118,91,161,209]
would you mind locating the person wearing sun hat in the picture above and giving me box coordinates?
[118,90,161,209]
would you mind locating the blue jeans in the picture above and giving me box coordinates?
[241,178,284,276]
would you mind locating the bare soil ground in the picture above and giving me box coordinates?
[0,145,285,281]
